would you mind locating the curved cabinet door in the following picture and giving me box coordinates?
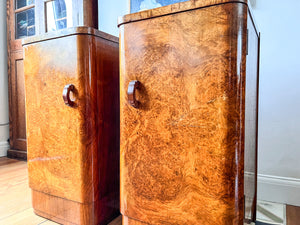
[24,28,120,225]
[25,34,93,204]
[120,2,258,225]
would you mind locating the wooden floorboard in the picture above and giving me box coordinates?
[286,205,300,225]
[0,156,121,225]
[0,208,47,225]
[108,216,122,225]
[38,220,61,225]
[0,157,32,221]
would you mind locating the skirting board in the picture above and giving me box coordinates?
[0,141,9,157]
[258,174,300,207]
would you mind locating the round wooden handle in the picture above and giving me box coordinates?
[127,80,140,108]
[62,84,75,107]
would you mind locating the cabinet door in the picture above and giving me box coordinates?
[120,3,248,225]
[24,35,97,203]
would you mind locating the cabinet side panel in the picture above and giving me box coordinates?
[120,3,247,225]
[244,12,259,223]
[95,36,120,223]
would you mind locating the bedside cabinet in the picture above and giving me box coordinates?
[23,27,120,225]
[119,0,259,224]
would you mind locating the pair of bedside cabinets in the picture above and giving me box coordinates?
[23,0,259,224]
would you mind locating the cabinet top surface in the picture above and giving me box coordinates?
[22,26,119,46]
[118,0,249,26]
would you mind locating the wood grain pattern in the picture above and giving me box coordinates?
[82,0,98,28]
[0,158,50,224]
[6,0,28,157]
[0,157,122,225]
[286,205,300,225]
[123,216,148,225]
[119,1,258,224]
[0,208,46,225]
[7,51,27,151]
[32,190,101,225]
[23,27,120,225]
[22,27,119,45]
[7,0,23,51]
[118,0,248,26]
[7,149,27,160]
[7,0,100,159]
[0,158,31,219]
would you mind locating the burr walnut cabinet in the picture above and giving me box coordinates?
[119,0,259,224]
[23,27,120,225]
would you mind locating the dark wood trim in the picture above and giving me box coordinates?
[7,0,23,51]
[7,149,27,161]
[8,50,27,152]
[7,0,30,160]
[82,0,98,28]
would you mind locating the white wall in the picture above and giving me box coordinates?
[98,0,129,37]
[0,0,10,157]
[252,0,300,206]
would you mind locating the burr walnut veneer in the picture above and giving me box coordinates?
[23,27,120,225]
[119,0,259,224]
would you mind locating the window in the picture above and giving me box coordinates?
[46,0,73,32]
[130,0,189,13]
[15,0,35,39]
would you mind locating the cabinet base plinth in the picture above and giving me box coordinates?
[7,149,27,160]
[32,190,118,225]
[122,216,149,225]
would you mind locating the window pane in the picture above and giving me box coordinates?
[130,0,188,13]
[15,8,35,39]
[15,0,35,9]
[46,0,72,32]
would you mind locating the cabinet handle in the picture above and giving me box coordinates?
[127,80,140,108]
[62,84,75,107]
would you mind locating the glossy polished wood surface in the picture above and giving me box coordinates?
[119,1,259,224]
[118,0,248,25]
[0,157,123,225]
[82,0,98,28]
[23,27,119,225]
